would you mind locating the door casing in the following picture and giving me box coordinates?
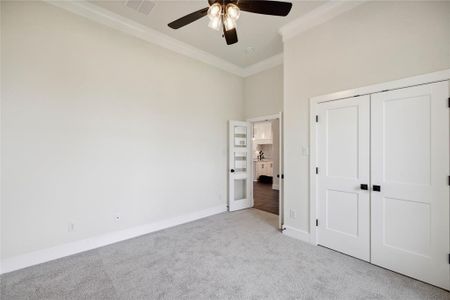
[310,69,450,244]
[247,112,284,230]
[309,69,450,290]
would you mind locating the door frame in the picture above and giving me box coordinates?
[247,112,284,229]
[309,69,450,245]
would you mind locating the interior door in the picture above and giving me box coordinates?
[228,121,252,211]
[317,95,371,261]
[278,114,283,230]
[371,81,449,289]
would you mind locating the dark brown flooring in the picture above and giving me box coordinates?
[253,181,279,215]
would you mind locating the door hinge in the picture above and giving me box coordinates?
[281,174,284,179]
[448,175,450,186]
[315,115,319,123]
[448,97,450,108]
[448,253,450,264]
[316,219,319,227]
[315,167,319,174]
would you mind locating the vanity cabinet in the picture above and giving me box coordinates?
[255,161,273,178]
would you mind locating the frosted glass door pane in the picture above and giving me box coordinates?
[234,152,247,173]
[234,126,247,147]
[234,179,247,201]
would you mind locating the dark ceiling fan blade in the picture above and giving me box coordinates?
[168,7,209,29]
[223,28,238,45]
[237,0,292,17]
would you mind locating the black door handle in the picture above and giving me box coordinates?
[360,184,368,190]
[373,185,381,192]
[230,169,235,173]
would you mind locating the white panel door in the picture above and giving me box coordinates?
[317,95,371,261]
[228,121,252,211]
[371,82,450,289]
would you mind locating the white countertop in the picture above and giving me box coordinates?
[253,159,272,162]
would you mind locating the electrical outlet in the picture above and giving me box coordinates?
[289,209,296,219]
[68,223,75,232]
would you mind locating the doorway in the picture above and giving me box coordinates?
[249,113,283,229]
[251,119,280,215]
[228,113,283,229]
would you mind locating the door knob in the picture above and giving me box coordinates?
[360,184,368,190]
[373,185,381,192]
[230,169,235,173]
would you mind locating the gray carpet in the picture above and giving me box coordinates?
[1,209,449,299]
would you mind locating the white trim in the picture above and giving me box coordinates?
[311,69,450,103]
[309,69,450,246]
[43,1,369,77]
[246,113,280,123]
[45,0,283,77]
[247,113,283,229]
[0,205,227,274]
[309,99,319,245]
[45,0,244,76]
[272,183,279,190]
[241,54,283,77]
[282,225,311,243]
[45,0,366,77]
[279,1,365,42]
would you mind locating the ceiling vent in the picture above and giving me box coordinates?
[125,0,155,16]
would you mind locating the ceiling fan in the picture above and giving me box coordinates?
[168,0,293,45]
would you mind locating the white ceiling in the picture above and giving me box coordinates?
[89,0,326,67]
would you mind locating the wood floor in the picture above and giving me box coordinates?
[253,181,279,215]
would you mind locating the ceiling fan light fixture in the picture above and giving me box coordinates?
[207,3,222,19]
[226,3,240,20]
[168,0,293,45]
[223,15,236,31]
[208,16,222,31]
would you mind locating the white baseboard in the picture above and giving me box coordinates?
[272,184,280,190]
[0,205,227,274]
[282,225,311,243]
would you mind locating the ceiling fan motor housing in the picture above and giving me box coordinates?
[208,0,239,6]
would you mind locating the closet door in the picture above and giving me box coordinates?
[317,95,370,261]
[371,81,449,289]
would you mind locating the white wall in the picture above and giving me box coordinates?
[283,1,450,232]
[1,1,244,259]
[244,65,283,119]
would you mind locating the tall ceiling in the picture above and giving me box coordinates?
[89,0,326,67]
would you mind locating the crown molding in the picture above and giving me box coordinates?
[45,0,246,76]
[241,53,283,77]
[279,1,365,42]
[45,1,361,78]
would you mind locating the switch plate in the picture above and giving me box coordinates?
[289,209,296,219]
[68,223,75,232]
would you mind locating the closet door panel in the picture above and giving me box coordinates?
[371,81,449,290]
[317,95,371,261]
